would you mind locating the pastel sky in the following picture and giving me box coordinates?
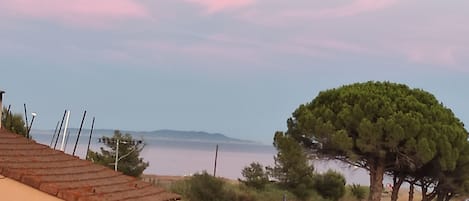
[1,0,468,143]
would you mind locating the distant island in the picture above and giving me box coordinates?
[32,128,259,145]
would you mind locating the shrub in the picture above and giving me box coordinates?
[349,183,367,200]
[313,170,346,201]
[187,172,227,201]
[240,162,270,190]
[1,108,27,137]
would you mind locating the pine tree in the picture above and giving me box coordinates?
[88,130,149,177]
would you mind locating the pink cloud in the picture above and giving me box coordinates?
[236,0,400,27]
[299,38,369,54]
[0,0,149,27]
[405,46,457,66]
[283,0,399,19]
[183,0,255,14]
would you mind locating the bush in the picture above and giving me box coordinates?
[188,172,228,201]
[171,171,240,201]
[313,170,346,201]
[240,162,270,190]
[170,171,335,201]
[1,108,27,137]
[349,184,367,200]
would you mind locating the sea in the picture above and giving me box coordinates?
[30,130,385,185]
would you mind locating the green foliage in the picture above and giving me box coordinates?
[313,170,346,201]
[349,184,367,200]
[270,131,315,200]
[186,172,229,201]
[171,171,242,201]
[284,81,468,201]
[88,130,149,177]
[1,107,27,137]
[240,162,269,190]
[171,175,325,201]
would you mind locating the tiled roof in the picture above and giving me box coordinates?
[0,129,181,201]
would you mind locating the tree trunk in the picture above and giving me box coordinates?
[390,175,404,201]
[421,184,427,201]
[368,159,385,201]
[421,186,437,201]
[408,183,414,201]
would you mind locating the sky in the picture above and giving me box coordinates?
[0,0,468,144]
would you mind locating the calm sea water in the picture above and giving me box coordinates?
[31,131,387,185]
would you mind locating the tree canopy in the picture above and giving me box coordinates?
[88,130,149,177]
[284,81,468,201]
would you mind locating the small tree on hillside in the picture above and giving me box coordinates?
[240,162,269,190]
[88,130,149,177]
[1,107,27,137]
[269,131,315,200]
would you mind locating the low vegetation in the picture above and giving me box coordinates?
[1,107,27,137]
[170,171,330,201]
[349,184,368,200]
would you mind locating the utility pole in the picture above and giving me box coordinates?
[213,144,219,177]
[115,139,120,171]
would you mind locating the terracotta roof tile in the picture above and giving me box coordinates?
[0,129,181,201]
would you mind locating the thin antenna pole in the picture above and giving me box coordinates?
[27,114,36,139]
[6,104,11,115]
[73,110,86,156]
[213,144,219,177]
[50,121,60,147]
[6,105,11,127]
[64,130,71,151]
[23,103,29,133]
[60,110,71,151]
[54,110,67,149]
[85,117,95,160]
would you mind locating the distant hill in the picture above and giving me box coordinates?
[32,128,258,144]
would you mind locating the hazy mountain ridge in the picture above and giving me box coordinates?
[33,128,258,144]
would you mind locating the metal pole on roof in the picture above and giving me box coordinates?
[64,130,71,151]
[72,110,87,156]
[60,110,71,151]
[6,104,11,116]
[27,112,37,138]
[85,117,95,160]
[54,110,67,149]
[0,90,4,129]
[6,104,11,128]
[23,103,29,133]
[50,121,60,147]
